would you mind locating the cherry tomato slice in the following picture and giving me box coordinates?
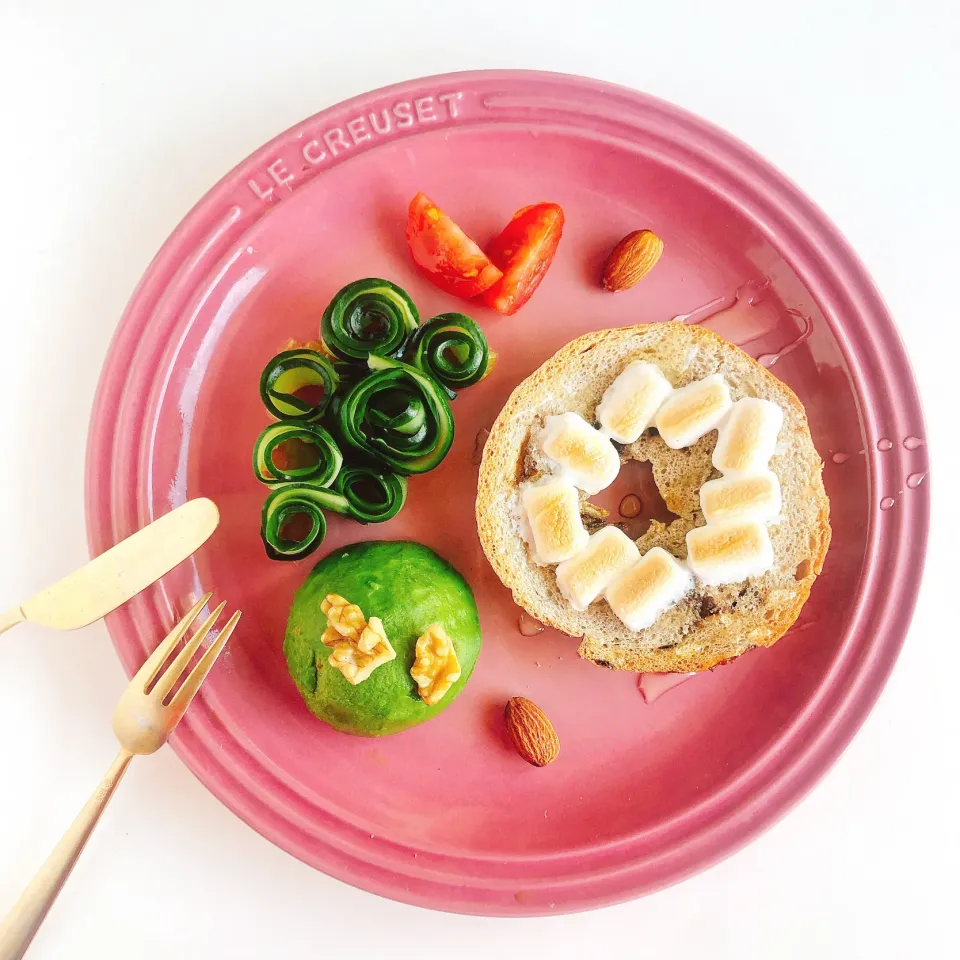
[482,202,565,315]
[405,192,503,299]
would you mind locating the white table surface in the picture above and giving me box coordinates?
[0,1,956,957]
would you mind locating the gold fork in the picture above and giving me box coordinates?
[0,594,240,960]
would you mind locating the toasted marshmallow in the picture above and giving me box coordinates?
[556,526,640,611]
[654,374,733,449]
[700,471,782,526]
[539,412,620,495]
[605,547,693,631]
[712,397,783,475]
[596,361,674,444]
[520,477,589,565]
[685,520,773,586]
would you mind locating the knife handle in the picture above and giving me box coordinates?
[0,607,25,635]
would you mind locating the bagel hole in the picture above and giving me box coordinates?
[587,459,679,540]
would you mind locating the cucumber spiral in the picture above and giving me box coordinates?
[406,313,491,399]
[259,349,339,422]
[334,464,408,523]
[321,278,420,363]
[260,466,406,560]
[253,422,343,487]
[336,355,454,475]
[260,484,348,561]
[256,280,490,561]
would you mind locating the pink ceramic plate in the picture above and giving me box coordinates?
[85,71,929,915]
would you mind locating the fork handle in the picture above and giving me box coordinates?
[0,607,25,636]
[0,750,133,960]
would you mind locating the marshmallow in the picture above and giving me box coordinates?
[556,526,641,611]
[700,470,782,526]
[605,547,693,631]
[712,397,783,475]
[520,477,589,565]
[596,361,674,444]
[655,374,732,449]
[685,520,773,586]
[539,412,620,494]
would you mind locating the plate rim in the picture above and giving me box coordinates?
[84,68,930,915]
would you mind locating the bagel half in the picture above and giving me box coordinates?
[476,323,831,673]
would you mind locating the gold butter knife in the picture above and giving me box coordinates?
[0,498,220,635]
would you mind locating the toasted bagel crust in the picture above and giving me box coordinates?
[476,323,831,673]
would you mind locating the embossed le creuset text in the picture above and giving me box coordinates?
[247,91,464,203]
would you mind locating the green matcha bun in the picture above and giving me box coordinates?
[284,540,482,736]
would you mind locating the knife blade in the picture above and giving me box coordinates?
[1,498,220,634]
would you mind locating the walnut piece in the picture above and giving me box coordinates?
[320,594,395,684]
[411,623,461,706]
[320,594,366,641]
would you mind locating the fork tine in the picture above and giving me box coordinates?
[132,593,213,690]
[151,601,226,701]
[167,610,241,717]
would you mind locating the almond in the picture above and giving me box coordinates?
[504,696,560,767]
[602,229,664,292]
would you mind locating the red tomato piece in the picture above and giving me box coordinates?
[482,203,565,315]
[405,192,503,298]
